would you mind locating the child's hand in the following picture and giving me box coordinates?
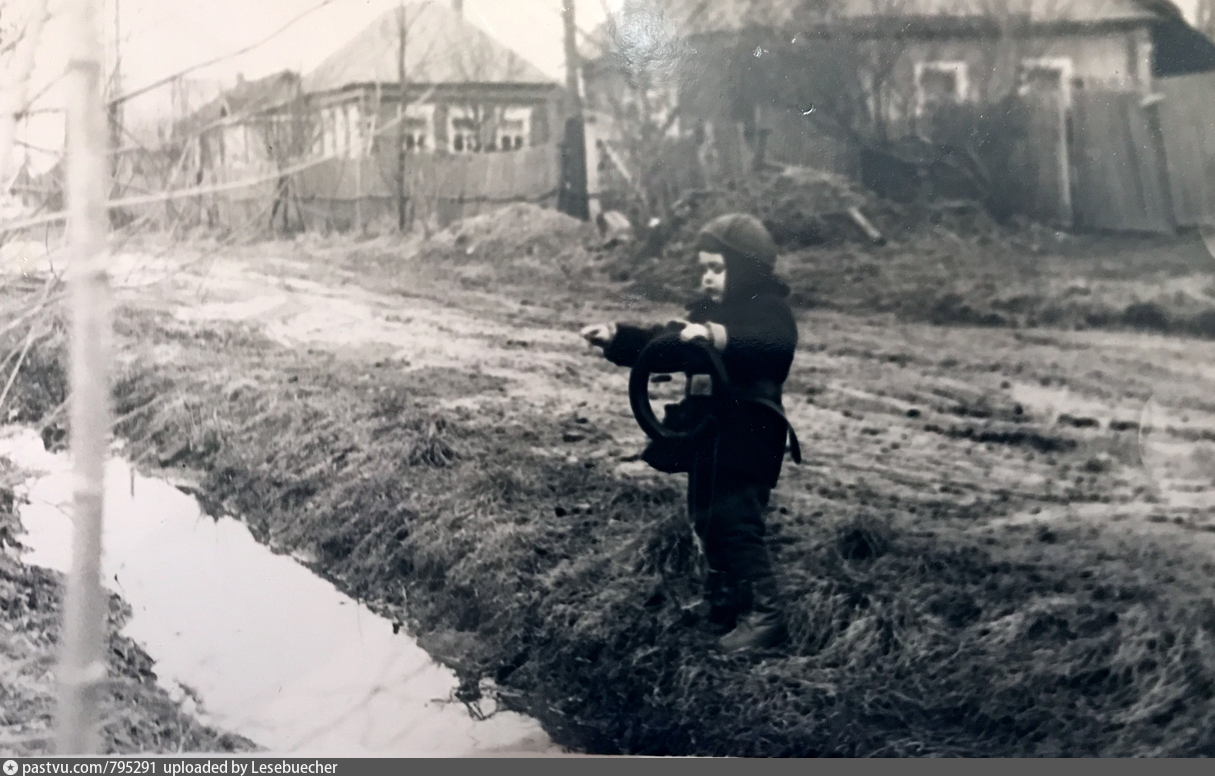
[679,323,711,343]
[580,323,616,348]
[679,322,727,349]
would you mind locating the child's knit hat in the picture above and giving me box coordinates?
[694,213,778,271]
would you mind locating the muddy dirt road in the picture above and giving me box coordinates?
[111,238,1215,537]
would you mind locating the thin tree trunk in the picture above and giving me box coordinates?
[355,92,363,235]
[397,2,407,232]
[56,0,112,756]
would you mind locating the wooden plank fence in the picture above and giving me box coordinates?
[175,143,561,232]
[1158,73,1215,228]
[1071,90,1173,234]
[925,96,1069,226]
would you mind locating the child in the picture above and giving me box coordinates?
[581,213,799,653]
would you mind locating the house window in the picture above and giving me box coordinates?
[914,61,968,117]
[369,102,432,155]
[223,124,249,166]
[320,108,337,157]
[449,106,482,153]
[346,103,366,158]
[497,107,531,151]
[336,105,351,157]
[402,102,434,153]
[1018,57,1074,107]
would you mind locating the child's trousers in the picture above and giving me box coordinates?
[687,457,776,595]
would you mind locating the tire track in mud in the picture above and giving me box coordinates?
[776,314,1215,544]
[121,247,1215,539]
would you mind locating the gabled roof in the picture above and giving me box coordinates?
[303,2,555,94]
[659,0,1178,35]
[660,0,801,37]
[834,0,1160,25]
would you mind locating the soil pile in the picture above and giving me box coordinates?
[417,203,603,290]
[615,167,1012,303]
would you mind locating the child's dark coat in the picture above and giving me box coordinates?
[601,277,798,593]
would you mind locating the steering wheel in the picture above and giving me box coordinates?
[628,333,732,443]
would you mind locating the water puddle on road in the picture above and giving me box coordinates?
[0,427,562,757]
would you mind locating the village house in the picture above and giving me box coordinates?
[301,0,565,160]
[174,70,303,175]
[586,0,1215,232]
[170,0,568,232]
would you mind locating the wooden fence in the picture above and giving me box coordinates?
[925,87,1207,234]
[1071,90,1172,234]
[172,75,1215,236]
[925,95,1069,226]
[1158,73,1215,228]
[761,108,860,178]
[171,143,560,233]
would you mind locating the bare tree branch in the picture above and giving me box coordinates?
[106,0,339,110]
[0,0,51,184]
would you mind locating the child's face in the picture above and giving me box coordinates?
[698,251,726,302]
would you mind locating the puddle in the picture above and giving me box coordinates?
[0,427,562,757]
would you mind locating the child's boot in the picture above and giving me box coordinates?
[705,570,741,633]
[718,575,787,653]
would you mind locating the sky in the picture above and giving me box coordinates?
[103,0,621,89]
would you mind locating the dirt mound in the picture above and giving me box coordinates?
[419,203,600,277]
[613,167,1013,303]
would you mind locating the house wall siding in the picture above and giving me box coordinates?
[677,26,1153,134]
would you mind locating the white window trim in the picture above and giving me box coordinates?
[400,102,435,153]
[1018,56,1074,107]
[497,106,531,151]
[448,105,481,153]
[914,60,969,118]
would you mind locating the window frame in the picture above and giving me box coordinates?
[913,60,970,118]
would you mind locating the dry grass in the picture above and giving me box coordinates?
[69,302,1215,757]
[5,220,1215,756]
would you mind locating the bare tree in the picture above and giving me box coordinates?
[583,1,691,225]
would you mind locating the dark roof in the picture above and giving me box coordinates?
[659,0,1183,34]
[303,2,554,94]
[180,70,301,133]
[655,0,1215,75]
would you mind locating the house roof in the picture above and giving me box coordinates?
[175,70,300,136]
[659,0,1180,34]
[303,2,555,94]
[833,0,1162,25]
[659,0,801,37]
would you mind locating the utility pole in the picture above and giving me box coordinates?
[396,1,408,232]
[57,0,112,754]
[558,0,589,220]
